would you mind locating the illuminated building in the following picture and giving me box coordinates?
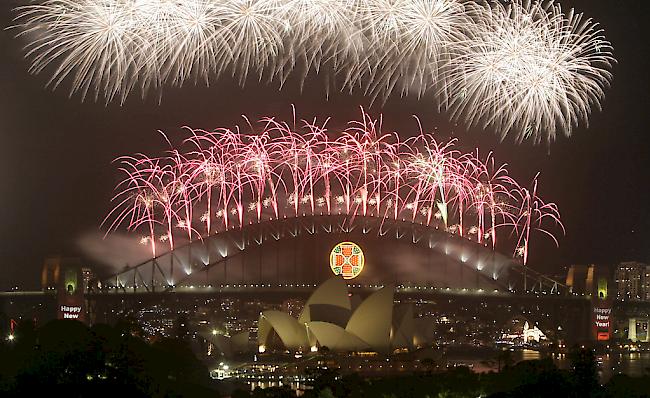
[615,261,650,301]
[81,267,95,291]
[498,318,547,345]
[522,322,546,343]
[257,277,430,354]
[204,331,251,357]
[509,321,547,343]
[628,318,650,343]
[210,363,232,380]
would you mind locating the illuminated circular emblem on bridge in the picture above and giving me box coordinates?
[330,242,364,280]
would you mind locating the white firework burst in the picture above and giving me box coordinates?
[12,0,614,144]
[13,0,470,104]
[443,0,614,144]
[354,0,469,102]
[15,0,140,101]
[277,0,363,86]
[216,0,286,83]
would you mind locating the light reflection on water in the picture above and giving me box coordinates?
[587,352,649,382]
[518,349,542,361]
[517,350,650,382]
[244,350,650,393]
[250,381,306,396]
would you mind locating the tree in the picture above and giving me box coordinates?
[317,388,337,398]
[497,349,514,371]
[2,320,219,397]
[251,386,295,397]
[569,346,600,397]
[605,374,650,398]
[421,357,437,373]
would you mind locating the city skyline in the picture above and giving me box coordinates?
[0,0,649,290]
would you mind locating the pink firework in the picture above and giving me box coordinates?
[104,111,563,263]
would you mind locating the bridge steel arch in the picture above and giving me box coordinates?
[95,215,567,296]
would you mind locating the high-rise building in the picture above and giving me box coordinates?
[644,267,650,301]
[615,261,650,301]
[81,267,95,291]
[628,318,650,342]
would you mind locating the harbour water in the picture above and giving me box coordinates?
[220,349,650,395]
[517,350,650,382]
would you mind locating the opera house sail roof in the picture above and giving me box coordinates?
[258,277,428,354]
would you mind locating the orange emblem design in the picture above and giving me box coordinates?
[330,242,364,279]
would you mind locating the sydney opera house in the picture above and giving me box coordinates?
[258,277,432,354]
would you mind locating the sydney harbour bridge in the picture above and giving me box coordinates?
[1,213,606,344]
[1,123,603,343]
[72,213,600,343]
[93,214,563,296]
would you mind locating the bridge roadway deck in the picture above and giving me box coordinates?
[0,286,602,304]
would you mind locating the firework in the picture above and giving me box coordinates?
[14,0,613,143]
[351,0,469,102]
[443,0,614,144]
[14,0,471,103]
[104,111,563,263]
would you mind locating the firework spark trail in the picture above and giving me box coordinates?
[13,0,614,143]
[103,111,563,263]
[352,0,469,102]
[444,0,614,144]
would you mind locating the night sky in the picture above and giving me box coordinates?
[1,0,648,290]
